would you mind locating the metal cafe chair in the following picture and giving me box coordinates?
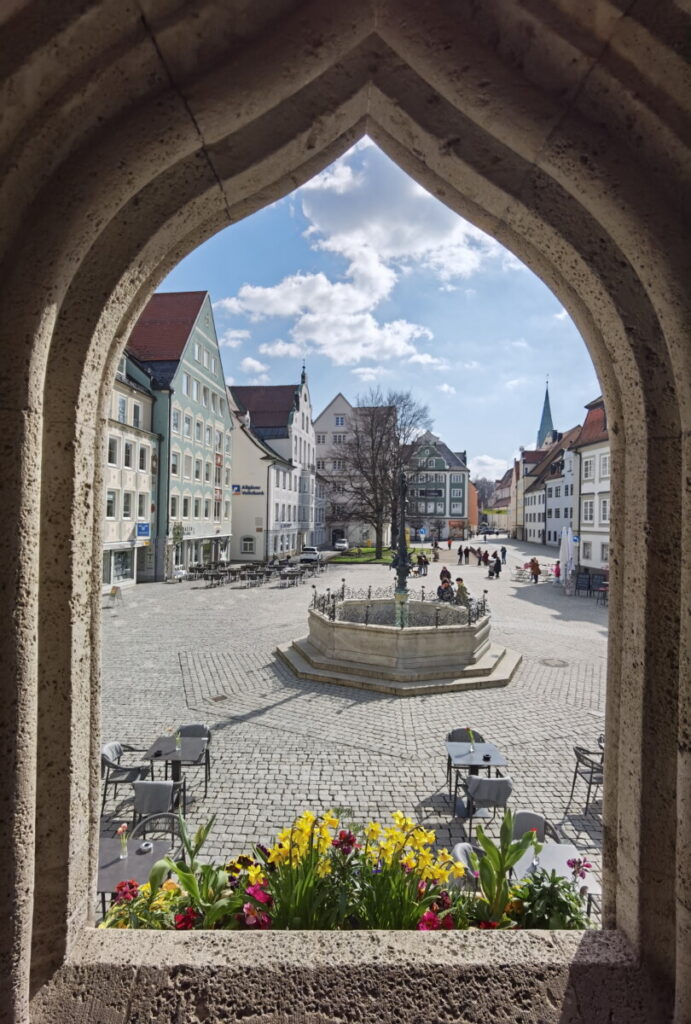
[566,746,604,815]
[100,741,150,817]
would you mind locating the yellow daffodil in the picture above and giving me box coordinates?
[248,864,265,885]
[400,852,417,870]
[450,862,466,878]
[321,810,339,829]
[364,821,382,841]
[316,858,332,877]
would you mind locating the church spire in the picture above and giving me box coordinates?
[536,377,554,448]
[300,360,307,386]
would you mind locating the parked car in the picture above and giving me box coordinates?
[334,539,349,551]
[299,546,323,563]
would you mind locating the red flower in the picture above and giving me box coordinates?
[478,920,499,929]
[114,879,139,903]
[417,910,441,931]
[174,906,199,930]
[441,913,455,930]
[331,829,358,856]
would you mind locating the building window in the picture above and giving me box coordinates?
[554,485,561,497]
[117,395,127,423]
[332,433,345,444]
[214,466,221,486]
[106,490,116,518]
[184,415,192,437]
[211,392,217,412]
[194,459,202,481]
[193,342,201,362]
[242,536,255,554]
[224,501,230,519]
[212,357,217,375]
[205,461,211,483]
[600,497,610,523]
[195,420,203,441]
[202,386,209,407]
[582,541,592,560]
[137,493,147,518]
[215,430,222,451]
[601,543,609,562]
[316,459,325,470]
[124,441,133,468]
[582,498,594,523]
[583,457,594,480]
[547,487,553,498]
[225,432,231,453]
[138,446,148,471]
[170,495,178,518]
[316,433,326,445]
[204,499,210,519]
[224,468,230,486]
[194,498,201,519]
[122,492,132,519]
[334,414,345,426]
[182,497,190,518]
[555,508,561,518]
[600,454,610,478]
[191,378,199,401]
[333,459,344,471]
[182,373,190,396]
[171,452,179,476]
[203,349,209,368]
[132,403,141,428]
[107,437,118,465]
[112,549,134,583]
[183,455,192,479]
[205,425,212,446]
[213,501,221,521]
[172,409,180,432]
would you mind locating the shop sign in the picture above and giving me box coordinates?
[231,484,265,495]
[136,522,150,537]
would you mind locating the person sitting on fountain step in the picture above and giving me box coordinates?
[437,578,455,602]
[455,577,470,607]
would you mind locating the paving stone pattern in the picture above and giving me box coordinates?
[102,537,607,889]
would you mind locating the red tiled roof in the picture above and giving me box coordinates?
[231,384,298,428]
[574,402,608,447]
[522,451,543,463]
[127,291,207,362]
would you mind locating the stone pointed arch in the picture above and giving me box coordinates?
[0,2,688,1022]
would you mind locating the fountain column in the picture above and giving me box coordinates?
[394,471,411,628]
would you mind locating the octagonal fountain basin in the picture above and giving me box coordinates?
[276,598,521,696]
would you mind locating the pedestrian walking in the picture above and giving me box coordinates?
[482,550,490,566]
[493,555,502,578]
[500,545,507,564]
[464,545,470,564]
[476,548,483,566]
[529,557,541,583]
[439,567,451,582]
[457,544,464,564]
[554,560,561,582]
[447,537,452,550]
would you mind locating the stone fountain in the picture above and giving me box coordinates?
[277,473,521,696]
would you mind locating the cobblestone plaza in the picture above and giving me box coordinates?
[102,537,607,883]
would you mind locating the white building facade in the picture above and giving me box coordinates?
[102,354,159,589]
[574,398,611,571]
[230,371,322,557]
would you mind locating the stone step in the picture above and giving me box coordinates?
[275,642,522,697]
[289,635,504,683]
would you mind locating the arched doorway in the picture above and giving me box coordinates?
[1,4,688,1021]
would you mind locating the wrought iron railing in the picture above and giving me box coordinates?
[310,585,488,627]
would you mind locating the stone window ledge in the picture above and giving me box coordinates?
[31,928,662,1023]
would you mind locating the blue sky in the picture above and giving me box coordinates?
[162,138,600,480]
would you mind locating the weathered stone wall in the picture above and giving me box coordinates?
[0,2,688,1022]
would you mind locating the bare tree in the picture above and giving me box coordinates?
[472,476,495,512]
[322,388,431,558]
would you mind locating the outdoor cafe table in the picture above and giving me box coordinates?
[446,741,508,819]
[512,841,602,914]
[145,735,208,783]
[97,836,174,916]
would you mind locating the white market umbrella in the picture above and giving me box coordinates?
[558,527,569,584]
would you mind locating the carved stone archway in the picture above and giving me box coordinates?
[0,2,688,1021]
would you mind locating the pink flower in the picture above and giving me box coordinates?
[441,913,455,930]
[417,879,427,897]
[246,883,272,906]
[417,910,441,931]
[240,902,272,930]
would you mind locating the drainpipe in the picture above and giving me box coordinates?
[575,450,581,572]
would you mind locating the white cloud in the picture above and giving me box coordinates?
[504,377,527,390]
[291,313,430,366]
[240,356,269,374]
[249,373,271,385]
[509,339,531,351]
[225,375,235,386]
[300,155,362,195]
[213,297,242,315]
[220,328,249,348]
[554,308,569,321]
[258,339,304,358]
[468,455,509,479]
[437,383,456,395]
[408,353,447,368]
[351,366,389,383]
[462,360,480,370]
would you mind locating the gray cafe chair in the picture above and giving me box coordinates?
[100,741,150,817]
[458,774,513,837]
